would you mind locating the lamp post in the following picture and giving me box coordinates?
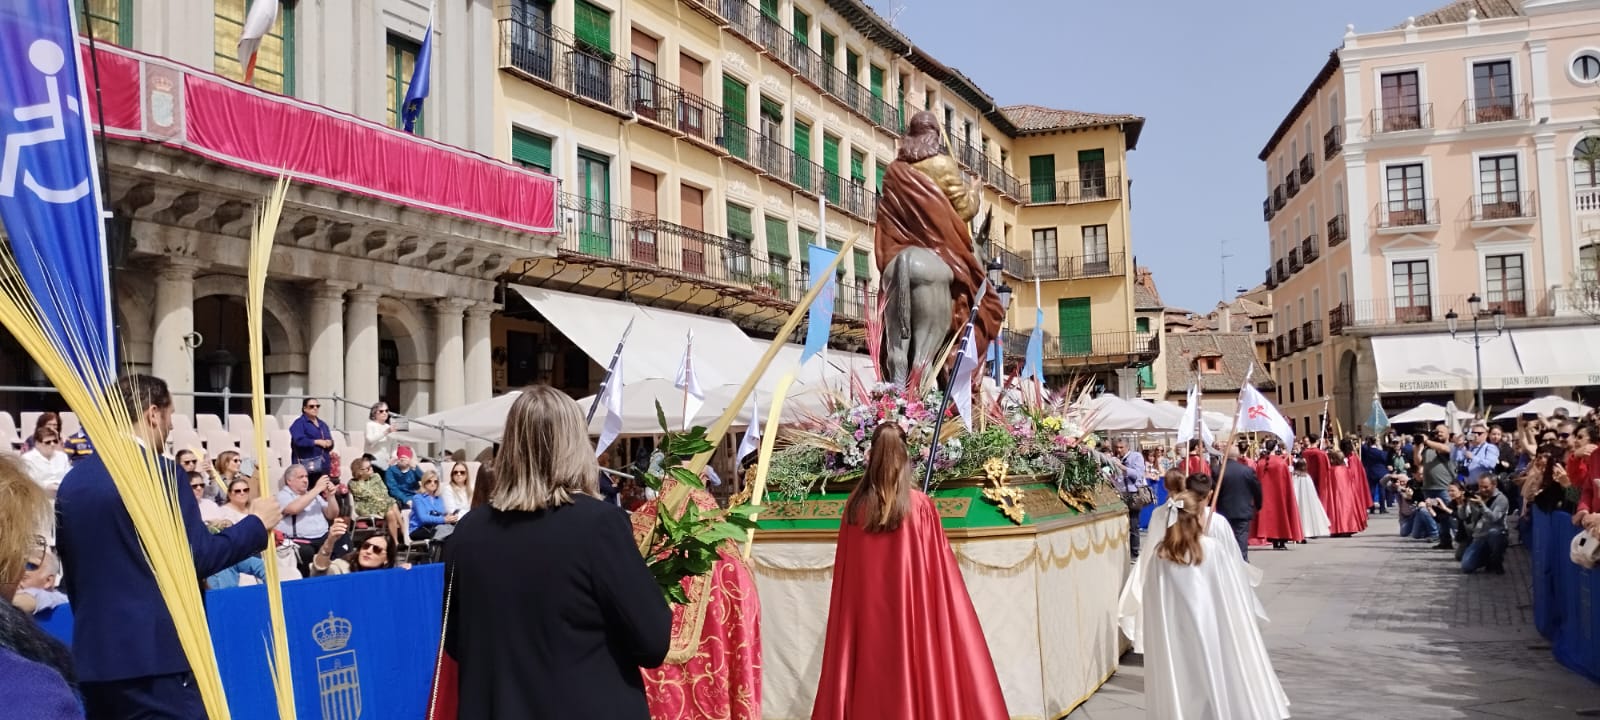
[986,258,1013,383]
[205,349,236,428]
[1445,292,1505,413]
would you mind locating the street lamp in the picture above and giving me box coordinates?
[205,349,236,423]
[1445,292,1505,412]
[986,258,1013,382]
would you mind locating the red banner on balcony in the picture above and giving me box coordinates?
[79,42,557,235]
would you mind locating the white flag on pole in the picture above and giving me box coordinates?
[237,0,281,83]
[595,357,625,457]
[674,330,705,430]
[1176,383,1216,446]
[736,391,762,462]
[950,324,979,432]
[1234,382,1295,447]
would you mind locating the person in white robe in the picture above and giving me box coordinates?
[1290,458,1331,539]
[1120,470,1263,653]
[1142,488,1290,720]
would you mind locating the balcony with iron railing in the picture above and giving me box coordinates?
[627,71,722,147]
[1472,190,1536,224]
[1288,328,1301,353]
[1375,198,1441,231]
[1030,252,1126,281]
[1265,266,1277,290]
[1324,125,1342,159]
[1274,334,1287,358]
[1328,303,1347,336]
[1275,258,1287,282]
[981,241,1027,279]
[1286,169,1301,197]
[1372,103,1433,133]
[1465,94,1529,125]
[1263,197,1274,222]
[1302,319,1322,347]
[1301,234,1320,264]
[1001,328,1031,357]
[1025,175,1121,205]
[1327,214,1348,247]
[1298,153,1315,183]
[1287,247,1301,273]
[498,18,630,115]
[1041,330,1160,366]
[1272,185,1286,211]
[719,0,898,132]
[1340,290,1550,328]
[555,192,875,320]
[984,160,1025,201]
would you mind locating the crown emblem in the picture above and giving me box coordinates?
[312,612,353,652]
[150,74,174,94]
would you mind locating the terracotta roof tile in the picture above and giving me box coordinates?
[1400,0,1523,28]
[999,105,1146,148]
[1164,332,1276,393]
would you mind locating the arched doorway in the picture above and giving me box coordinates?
[191,295,263,418]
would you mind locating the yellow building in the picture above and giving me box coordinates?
[489,0,1151,396]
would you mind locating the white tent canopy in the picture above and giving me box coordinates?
[1079,395,1162,431]
[1388,402,1477,425]
[391,392,523,447]
[1492,395,1592,420]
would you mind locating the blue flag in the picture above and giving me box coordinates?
[0,0,114,377]
[1022,308,1045,388]
[801,244,838,364]
[401,6,434,133]
[1368,396,1390,433]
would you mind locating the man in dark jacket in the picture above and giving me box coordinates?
[1214,447,1264,561]
[56,375,282,718]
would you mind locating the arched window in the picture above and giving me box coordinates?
[1577,137,1600,189]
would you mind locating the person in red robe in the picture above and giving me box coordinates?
[1302,435,1335,513]
[1251,441,1304,549]
[811,423,1008,720]
[1324,449,1369,536]
[1183,439,1213,478]
[1340,438,1371,534]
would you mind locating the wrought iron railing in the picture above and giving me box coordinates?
[1324,125,1342,159]
[1473,190,1536,222]
[1265,266,1277,290]
[1263,197,1274,222]
[1301,234,1320,264]
[1465,94,1529,125]
[1372,103,1433,133]
[1288,328,1301,353]
[1328,303,1348,335]
[1272,185,1286,211]
[627,71,724,147]
[1030,252,1126,280]
[1042,330,1159,363]
[1298,153,1315,183]
[1340,291,1550,328]
[498,18,629,114]
[719,0,897,131]
[1025,175,1121,205]
[1375,198,1440,229]
[1302,320,1322,347]
[1287,248,1302,273]
[1286,168,1301,197]
[1327,214,1348,246]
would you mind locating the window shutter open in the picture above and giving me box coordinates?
[723,75,748,123]
[573,0,611,54]
[798,228,817,250]
[760,0,778,20]
[850,151,865,183]
[765,217,790,257]
[793,122,811,159]
[760,96,783,124]
[874,162,885,191]
[823,134,840,174]
[793,8,810,46]
[853,248,870,279]
[869,66,884,98]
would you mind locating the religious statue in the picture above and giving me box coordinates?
[875,110,1004,387]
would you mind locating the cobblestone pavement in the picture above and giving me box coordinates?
[1068,513,1600,719]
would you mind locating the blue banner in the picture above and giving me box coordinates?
[1022,308,1045,388]
[801,244,838,365]
[207,565,445,720]
[401,9,434,132]
[1528,509,1600,683]
[0,0,114,377]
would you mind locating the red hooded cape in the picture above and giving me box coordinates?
[1326,465,1369,535]
[811,491,1008,720]
[1303,447,1334,509]
[1251,454,1305,543]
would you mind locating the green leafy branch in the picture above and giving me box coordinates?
[641,401,762,605]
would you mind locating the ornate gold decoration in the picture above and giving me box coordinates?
[980,458,1027,525]
[763,497,972,520]
[932,497,973,518]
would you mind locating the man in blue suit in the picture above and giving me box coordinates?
[56,375,282,719]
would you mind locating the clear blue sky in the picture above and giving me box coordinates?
[868,0,1454,313]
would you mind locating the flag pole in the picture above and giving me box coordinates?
[922,287,986,492]
[587,317,635,424]
[1206,366,1255,528]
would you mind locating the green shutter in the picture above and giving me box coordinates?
[793,9,809,45]
[723,75,749,159]
[1029,154,1057,202]
[573,0,611,54]
[874,162,885,192]
[1057,297,1092,355]
[853,248,870,279]
[511,129,553,172]
[850,150,865,184]
[821,31,835,65]
[823,134,841,202]
[846,50,859,79]
[1078,148,1105,165]
[577,150,611,256]
[1138,365,1153,389]
[792,121,812,190]
[760,96,783,124]
[1136,317,1150,333]
[896,78,906,132]
[727,203,753,237]
[760,0,778,19]
[765,217,789,257]
[799,228,817,251]
[869,66,884,98]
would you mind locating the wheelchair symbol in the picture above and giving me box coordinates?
[0,39,90,204]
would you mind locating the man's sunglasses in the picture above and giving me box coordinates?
[190,482,206,489]
[306,404,321,409]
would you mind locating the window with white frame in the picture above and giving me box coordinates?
[1477,154,1521,219]
[1391,259,1431,322]
[1484,254,1525,315]
[1471,60,1515,122]
[1032,228,1058,276]
[1385,163,1427,225]
[1379,71,1422,131]
[1082,225,1110,274]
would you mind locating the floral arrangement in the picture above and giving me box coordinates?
[768,377,1115,504]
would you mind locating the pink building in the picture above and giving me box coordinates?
[1259,0,1600,433]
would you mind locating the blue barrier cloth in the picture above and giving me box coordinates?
[1529,509,1600,684]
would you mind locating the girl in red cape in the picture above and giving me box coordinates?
[1325,448,1369,536]
[1250,440,1304,549]
[811,423,1009,720]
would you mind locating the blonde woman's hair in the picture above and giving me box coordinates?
[492,385,599,511]
[419,469,440,493]
[0,454,50,594]
[1156,489,1208,566]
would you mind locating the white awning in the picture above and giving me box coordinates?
[1373,327,1600,394]
[510,285,760,386]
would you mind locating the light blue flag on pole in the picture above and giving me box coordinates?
[0,0,115,380]
[1368,395,1390,434]
[401,3,435,133]
[801,244,839,364]
[1022,308,1045,387]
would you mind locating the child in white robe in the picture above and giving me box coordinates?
[1291,458,1332,539]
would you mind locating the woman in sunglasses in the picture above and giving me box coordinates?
[310,518,400,575]
[189,471,225,525]
[216,478,256,526]
[20,427,69,498]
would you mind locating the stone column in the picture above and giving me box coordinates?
[431,299,472,415]
[1115,367,1140,399]
[464,304,496,405]
[344,288,383,430]
[152,256,204,416]
[305,283,351,432]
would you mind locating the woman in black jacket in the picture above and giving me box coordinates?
[442,385,671,719]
